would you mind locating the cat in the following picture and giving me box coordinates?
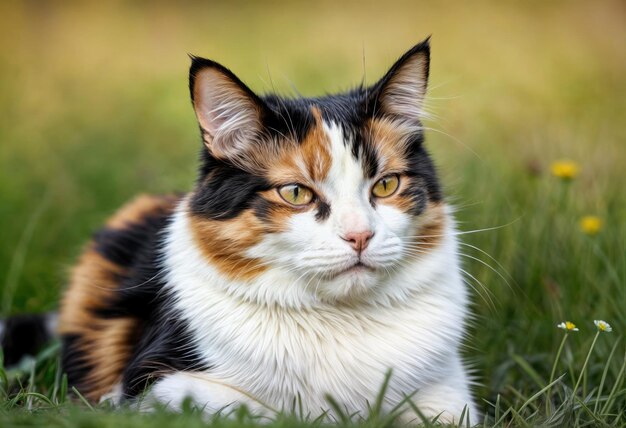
[4,38,478,424]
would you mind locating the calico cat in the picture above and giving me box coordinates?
[8,39,478,423]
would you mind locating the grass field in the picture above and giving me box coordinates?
[1,1,625,426]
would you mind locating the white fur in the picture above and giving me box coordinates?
[145,121,477,424]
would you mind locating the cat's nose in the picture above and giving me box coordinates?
[341,230,374,253]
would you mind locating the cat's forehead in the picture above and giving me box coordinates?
[262,91,366,140]
[263,96,413,187]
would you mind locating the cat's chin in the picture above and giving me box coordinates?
[312,267,381,302]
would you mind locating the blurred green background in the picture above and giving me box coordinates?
[1,0,624,415]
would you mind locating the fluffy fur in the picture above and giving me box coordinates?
[53,39,478,424]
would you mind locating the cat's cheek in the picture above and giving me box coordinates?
[246,210,340,272]
[375,204,412,237]
[283,210,334,249]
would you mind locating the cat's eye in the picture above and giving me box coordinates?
[278,184,314,206]
[372,174,400,198]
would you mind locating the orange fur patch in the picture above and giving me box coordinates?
[81,318,138,400]
[58,194,178,400]
[267,107,331,187]
[300,107,332,181]
[59,242,135,400]
[59,250,123,334]
[411,202,446,251]
[105,194,179,229]
[188,209,268,281]
[366,117,413,173]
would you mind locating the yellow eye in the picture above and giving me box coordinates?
[372,174,400,198]
[278,184,314,206]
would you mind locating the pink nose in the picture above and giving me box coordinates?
[341,231,374,253]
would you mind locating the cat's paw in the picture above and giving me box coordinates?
[141,371,274,418]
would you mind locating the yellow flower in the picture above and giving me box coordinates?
[580,216,602,235]
[557,321,579,332]
[550,160,579,180]
[594,320,612,332]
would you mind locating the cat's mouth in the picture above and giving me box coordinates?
[332,261,376,278]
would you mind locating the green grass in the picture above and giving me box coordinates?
[1,1,625,426]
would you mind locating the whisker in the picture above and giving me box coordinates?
[458,267,498,311]
[455,252,512,292]
[458,242,516,290]
[402,219,520,240]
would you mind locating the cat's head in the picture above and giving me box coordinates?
[186,39,448,304]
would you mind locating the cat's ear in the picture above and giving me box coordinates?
[189,56,267,161]
[370,38,430,122]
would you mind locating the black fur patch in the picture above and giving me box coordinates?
[262,95,316,143]
[315,201,331,221]
[62,208,205,399]
[1,313,53,366]
[92,215,168,269]
[121,308,208,398]
[404,139,442,205]
[250,196,275,223]
[61,333,93,392]
[359,141,380,179]
[192,155,272,220]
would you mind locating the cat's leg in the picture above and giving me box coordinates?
[140,371,274,417]
[401,357,479,425]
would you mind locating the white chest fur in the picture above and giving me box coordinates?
[159,204,473,419]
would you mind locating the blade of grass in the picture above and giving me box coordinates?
[574,395,606,426]
[72,387,95,412]
[323,394,350,425]
[593,337,620,414]
[2,192,50,315]
[517,374,566,417]
[511,353,545,389]
[600,350,626,415]
[370,369,393,419]
[60,374,68,405]
[22,391,56,408]
[404,397,436,427]
[494,394,501,426]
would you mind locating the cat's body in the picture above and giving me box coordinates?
[56,40,478,423]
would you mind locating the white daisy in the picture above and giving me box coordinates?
[594,320,612,333]
[557,321,579,332]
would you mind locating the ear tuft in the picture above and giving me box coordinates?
[372,38,431,122]
[189,56,265,161]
